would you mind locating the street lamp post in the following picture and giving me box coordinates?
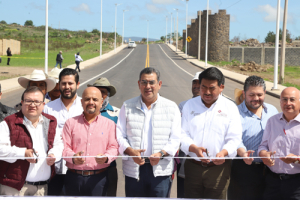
[205,0,209,67]
[279,0,288,84]
[45,0,48,74]
[166,16,168,44]
[147,20,149,45]
[184,0,189,58]
[273,0,281,90]
[174,8,179,51]
[122,10,129,46]
[114,3,121,53]
[100,0,102,58]
[170,13,172,44]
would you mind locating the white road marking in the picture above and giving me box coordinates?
[79,48,135,87]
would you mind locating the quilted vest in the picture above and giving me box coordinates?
[122,96,178,179]
[0,111,57,191]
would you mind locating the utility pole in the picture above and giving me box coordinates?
[166,16,168,44]
[185,0,189,58]
[279,0,288,84]
[45,0,48,74]
[205,0,209,67]
[170,13,172,44]
[198,11,201,60]
[174,8,179,51]
[273,0,281,90]
[100,0,102,58]
[147,20,149,45]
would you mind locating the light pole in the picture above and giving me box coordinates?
[114,3,121,53]
[273,0,281,90]
[280,0,288,84]
[170,13,172,44]
[100,0,102,58]
[205,0,209,67]
[166,16,168,44]
[183,0,189,58]
[173,8,179,51]
[45,0,48,74]
[122,10,129,46]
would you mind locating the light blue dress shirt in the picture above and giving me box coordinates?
[238,101,278,162]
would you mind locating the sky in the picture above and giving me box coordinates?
[1,0,299,42]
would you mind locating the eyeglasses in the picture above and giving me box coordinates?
[140,80,156,86]
[24,99,44,106]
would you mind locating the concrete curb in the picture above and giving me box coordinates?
[166,44,285,98]
[0,44,127,93]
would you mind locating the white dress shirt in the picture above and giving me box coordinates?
[117,95,181,159]
[181,95,242,160]
[0,115,63,182]
[43,95,83,174]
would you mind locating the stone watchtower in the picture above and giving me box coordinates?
[182,10,230,62]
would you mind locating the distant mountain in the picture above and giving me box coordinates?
[124,36,159,42]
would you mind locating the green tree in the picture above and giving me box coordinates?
[160,36,165,41]
[265,29,292,43]
[142,38,147,42]
[295,36,300,40]
[91,29,100,35]
[0,20,7,24]
[24,20,33,26]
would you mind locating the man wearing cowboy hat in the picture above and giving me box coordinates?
[228,75,278,200]
[46,68,63,101]
[88,77,119,196]
[14,70,56,111]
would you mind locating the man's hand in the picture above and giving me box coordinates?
[243,150,255,165]
[124,147,146,166]
[189,145,210,163]
[212,150,228,165]
[260,150,276,167]
[25,149,37,163]
[149,152,161,166]
[95,154,108,165]
[280,153,298,164]
[73,151,85,165]
[47,154,56,166]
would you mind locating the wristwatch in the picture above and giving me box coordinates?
[159,151,165,160]
[294,157,300,164]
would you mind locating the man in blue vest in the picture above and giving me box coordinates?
[88,77,119,196]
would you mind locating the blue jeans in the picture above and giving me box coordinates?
[64,169,108,196]
[125,163,171,197]
[55,62,62,69]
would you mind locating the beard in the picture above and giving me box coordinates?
[60,88,77,99]
[86,105,96,114]
[245,99,263,110]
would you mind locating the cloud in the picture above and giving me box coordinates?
[231,15,237,22]
[146,4,166,14]
[255,4,294,24]
[72,3,92,14]
[151,0,181,5]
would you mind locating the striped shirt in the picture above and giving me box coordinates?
[238,101,278,162]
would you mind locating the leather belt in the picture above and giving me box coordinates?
[24,180,48,186]
[187,156,216,167]
[69,168,107,176]
[268,169,300,180]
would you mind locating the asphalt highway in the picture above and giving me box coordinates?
[1,44,281,198]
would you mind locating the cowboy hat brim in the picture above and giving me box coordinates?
[234,88,244,105]
[18,76,57,92]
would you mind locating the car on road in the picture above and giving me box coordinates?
[128,41,137,48]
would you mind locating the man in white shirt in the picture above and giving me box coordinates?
[181,67,242,199]
[116,67,181,197]
[0,86,63,196]
[43,68,83,195]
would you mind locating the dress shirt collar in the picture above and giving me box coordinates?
[199,94,222,109]
[279,112,300,123]
[59,94,80,109]
[24,115,44,126]
[82,113,100,125]
[139,94,160,111]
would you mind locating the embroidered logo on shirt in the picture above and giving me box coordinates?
[102,132,104,135]
[218,110,222,113]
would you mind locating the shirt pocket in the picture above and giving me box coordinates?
[211,115,230,137]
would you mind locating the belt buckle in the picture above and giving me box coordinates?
[201,161,208,167]
[82,170,90,177]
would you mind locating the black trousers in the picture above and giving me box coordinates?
[7,58,10,65]
[48,174,66,196]
[263,169,300,200]
[75,61,80,72]
[228,159,265,200]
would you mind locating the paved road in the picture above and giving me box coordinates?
[1,44,281,198]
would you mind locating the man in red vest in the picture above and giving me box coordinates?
[0,86,63,196]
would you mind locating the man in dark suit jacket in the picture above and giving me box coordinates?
[55,51,64,69]
[6,47,12,65]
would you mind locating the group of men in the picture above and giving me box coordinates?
[0,66,299,200]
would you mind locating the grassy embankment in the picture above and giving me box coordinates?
[0,24,122,68]
[204,60,300,90]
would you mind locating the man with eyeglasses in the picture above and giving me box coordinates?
[14,70,56,111]
[88,77,119,197]
[116,67,181,197]
[43,68,83,195]
[0,86,63,196]
[258,87,300,200]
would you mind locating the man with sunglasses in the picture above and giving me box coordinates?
[116,67,181,197]
[0,86,63,196]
